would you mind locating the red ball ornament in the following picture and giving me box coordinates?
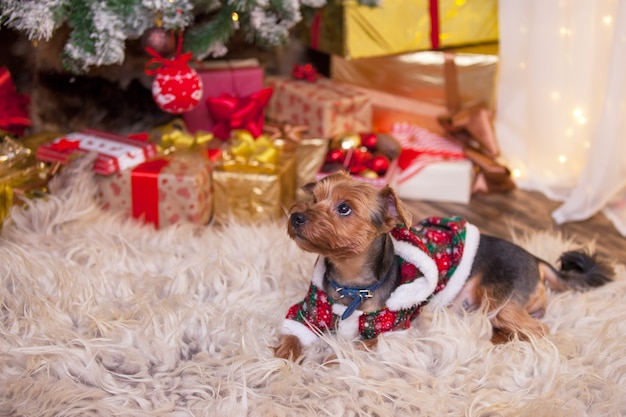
[367,154,390,175]
[348,148,373,168]
[359,132,378,152]
[325,148,346,164]
[148,53,203,114]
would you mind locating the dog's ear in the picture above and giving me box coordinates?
[301,181,316,196]
[379,185,413,228]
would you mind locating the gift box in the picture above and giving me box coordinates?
[96,153,213,229]
[331,46,499,112]
[265,76,372,138]
[390,122,472,203]
[393,159,474,204]
[36,130,159,176]
[298,0,498,59]
[264,123,329,200]
[183,60,265,134]
[212,149,296,224]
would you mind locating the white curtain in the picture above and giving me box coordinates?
[495,0,626,236]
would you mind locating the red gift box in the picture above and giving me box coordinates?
[36,130,158,175]
[96,153,213,229]
[182,61,265,134]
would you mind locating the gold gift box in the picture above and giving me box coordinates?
[331,45,499,112]
[298,0,498,59]
[212,153,296,224]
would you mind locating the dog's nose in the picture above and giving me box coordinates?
[290,212,308,227]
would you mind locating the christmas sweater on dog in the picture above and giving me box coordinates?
[282,216,480,345]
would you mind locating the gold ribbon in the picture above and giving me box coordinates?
[438,53,515,194]
[152,119,214,154]
[222,130,279,174]
[263,123,309,142]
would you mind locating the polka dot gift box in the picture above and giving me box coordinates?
[96,153,213,229]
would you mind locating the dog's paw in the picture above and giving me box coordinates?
[273,334,303,360]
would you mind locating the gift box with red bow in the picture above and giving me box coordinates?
[182,60,266,134]
[96,153,213,229]
[265,71,372,139]
[36,130,159,176]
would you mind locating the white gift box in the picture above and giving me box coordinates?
[392,159,474,204]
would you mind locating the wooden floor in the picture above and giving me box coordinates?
[402,188,626,264]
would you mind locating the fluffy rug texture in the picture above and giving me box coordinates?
[1,160,626,417]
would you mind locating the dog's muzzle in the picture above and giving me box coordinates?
[290,212,308,228]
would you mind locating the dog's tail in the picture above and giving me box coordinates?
[540,250,613,292]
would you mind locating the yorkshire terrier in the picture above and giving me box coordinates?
[274,171,613,360]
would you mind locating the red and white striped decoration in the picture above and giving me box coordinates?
[391,122,466,184]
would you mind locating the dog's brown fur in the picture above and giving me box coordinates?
[274,172,614,360]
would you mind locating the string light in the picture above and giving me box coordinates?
[558,155,567,164]
[603,15,613,25]
[231,12,239,22]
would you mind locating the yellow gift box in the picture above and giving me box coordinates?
[298,0,498,59]
[212,131,297,224]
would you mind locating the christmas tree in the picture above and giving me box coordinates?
[0,0,380,74]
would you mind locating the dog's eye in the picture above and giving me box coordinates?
[337,202,352,216]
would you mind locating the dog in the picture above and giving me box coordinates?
[274,171,613,360]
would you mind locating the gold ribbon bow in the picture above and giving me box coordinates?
[438,53,515,194]
[152,119,214,154]
[222,129,279,174]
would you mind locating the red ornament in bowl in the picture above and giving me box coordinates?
[367,154,390,175]
[359,132,378,152]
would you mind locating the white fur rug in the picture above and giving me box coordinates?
[2,160,626,417]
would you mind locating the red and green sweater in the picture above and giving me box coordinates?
[282,216,480,346]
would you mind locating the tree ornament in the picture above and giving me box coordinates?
[145,33,203,115]
[367,154,390,175]
[141,27,177,57]
[325,148,346,164]
[359,132,378,152]
[330,132,361,150]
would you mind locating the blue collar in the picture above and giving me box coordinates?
[329,272,389,320]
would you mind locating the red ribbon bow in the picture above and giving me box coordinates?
[0,67,31,136]
[144,47,194,76]
[143,30,192,76]
[291,63,319,82]
[206,87,274,140]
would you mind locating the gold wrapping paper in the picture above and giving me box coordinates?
[295,138,328,200]
[331,46,499,112]
[1,163,53,228]
[298,0,498,59]
[212,152,296,224]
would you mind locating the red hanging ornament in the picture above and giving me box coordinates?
[145,32,203,114]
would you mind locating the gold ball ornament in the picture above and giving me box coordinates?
[330,132,361,150]
[360,169,379,179]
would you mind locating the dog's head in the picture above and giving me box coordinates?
[287,171,412,258]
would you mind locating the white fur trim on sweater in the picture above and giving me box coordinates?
[385,236,440,311]
[333,304,362,339]
[311,256,325,287]
[432,223,480,306]
[281,319,320,347]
